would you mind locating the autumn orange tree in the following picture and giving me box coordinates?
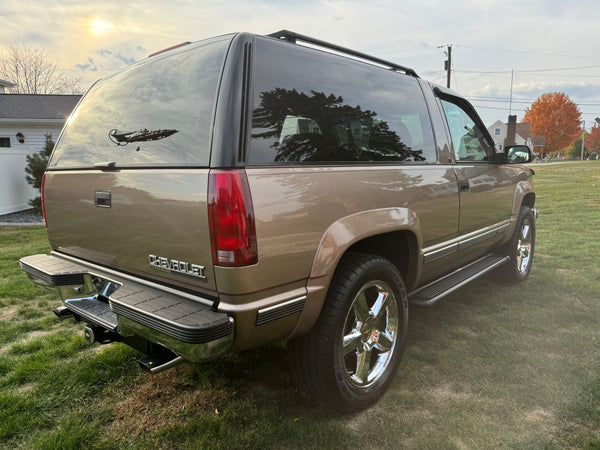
[522,92,581,156]
[586,123,600,154]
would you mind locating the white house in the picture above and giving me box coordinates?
[0,93,80,214]
[487,119,545,154]
[0,79,16,93]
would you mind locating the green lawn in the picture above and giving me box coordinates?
[1,161,599,449]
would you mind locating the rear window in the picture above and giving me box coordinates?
[49,36,232,169]
[249,37,436,164]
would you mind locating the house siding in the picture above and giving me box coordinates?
[0,122,64,214]
[487,120,529,151]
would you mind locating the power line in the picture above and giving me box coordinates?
[455,64,600,74]
[517,65,600,73]
[456,44,600,60]
[472,104,600,115]
[468,96,600,106]
[474,105,527,112]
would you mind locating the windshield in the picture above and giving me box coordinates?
[49,35,232,169]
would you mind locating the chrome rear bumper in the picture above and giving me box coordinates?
[20,253,234,363]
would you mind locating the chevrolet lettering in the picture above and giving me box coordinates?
[148,255,206,280]
[19,30,537,413]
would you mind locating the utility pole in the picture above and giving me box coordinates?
[509,69,514,116]
[581,120,586,161]
[444,44,452,88]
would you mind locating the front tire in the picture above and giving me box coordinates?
[497,206,536,282]
[288,252,408,413]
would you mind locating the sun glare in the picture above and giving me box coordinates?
[88,18,114,36]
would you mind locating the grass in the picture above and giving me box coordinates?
[1,161,599,449]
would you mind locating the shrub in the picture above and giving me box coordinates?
[25,133,54,213]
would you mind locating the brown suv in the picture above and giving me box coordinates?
[20,30,537,412]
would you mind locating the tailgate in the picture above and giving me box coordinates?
[40,36,234,296]
[45,170,217,295]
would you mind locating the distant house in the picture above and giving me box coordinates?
[0,79,16,93]
[487,119,545,154]
[0,93,81,214]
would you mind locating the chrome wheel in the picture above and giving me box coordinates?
[288,253,407,412]
[494,206,535,283]
[516,217,533,273]
[342,280,399,390]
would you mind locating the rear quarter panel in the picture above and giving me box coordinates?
[215,165,460,299]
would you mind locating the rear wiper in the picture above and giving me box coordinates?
[108,128,178,146]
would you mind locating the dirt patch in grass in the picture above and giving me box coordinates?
[524,408,558,435]
[525,408,554,423]
[22,330,52,343]
[0,306,18,320]
[345,403,385,432]
[107,366,228,438]
[431,383,472,402]
[16,382,37,394]
[0,330,52,356]
[458,326,479,337]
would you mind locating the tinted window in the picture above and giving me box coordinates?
[249,37,436,164]
[50,36,232,168]
[440,99,494,162]
[0,137,10,147]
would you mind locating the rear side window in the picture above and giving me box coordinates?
[249,37,436,164]
[50,36,232,169]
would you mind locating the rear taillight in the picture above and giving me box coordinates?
[208,169,258,267]
[41,173,47,228]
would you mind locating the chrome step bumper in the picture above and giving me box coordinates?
[20,253,234,362]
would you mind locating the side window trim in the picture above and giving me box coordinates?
[433,88,495,164]
[247,36,438,165]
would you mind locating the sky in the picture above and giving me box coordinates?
[1,0,600,127]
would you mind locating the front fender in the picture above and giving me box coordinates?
[513,179,535,215]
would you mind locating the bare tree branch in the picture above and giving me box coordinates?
[0,45,82,94]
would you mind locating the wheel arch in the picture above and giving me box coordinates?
[345,231,419,290]
[521,192,536,209]
[290,208,421,338]
[513,180,536,214]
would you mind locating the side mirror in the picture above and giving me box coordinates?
[505,145,532,164]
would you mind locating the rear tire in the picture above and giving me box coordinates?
[496,206,535,282]
[288,252,408,413]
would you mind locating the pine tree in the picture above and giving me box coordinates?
[25,133,54,213]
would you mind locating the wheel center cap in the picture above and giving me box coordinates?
[361,317,379,342]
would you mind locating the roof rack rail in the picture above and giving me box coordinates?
[267,30,419,78]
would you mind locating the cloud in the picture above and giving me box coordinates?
[469,80,600,102]
[512,81,600,101]
[113,52,136,65]
[76,58,98,72]
[74,46,143,82]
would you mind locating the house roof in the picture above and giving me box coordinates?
[0,94,81,120]
[515,123,533,140]
[0,79,16,88]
